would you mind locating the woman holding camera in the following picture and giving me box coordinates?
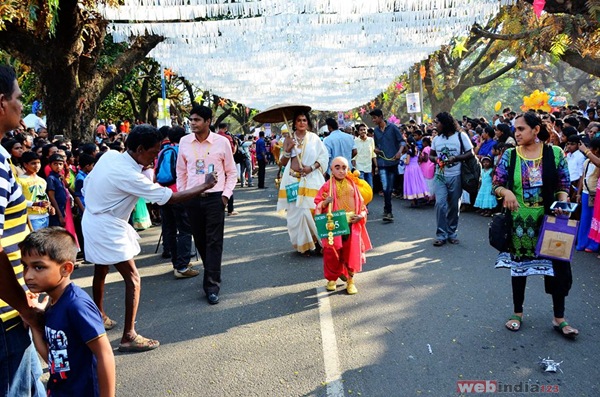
[492,111,578,339]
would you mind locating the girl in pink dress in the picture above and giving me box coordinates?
[419,136,435,204]
[403,139,430,207]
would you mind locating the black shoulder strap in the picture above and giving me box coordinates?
[507,148,516,191]
[541,144,559,214]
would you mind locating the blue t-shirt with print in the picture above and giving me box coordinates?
[45,283,105,397]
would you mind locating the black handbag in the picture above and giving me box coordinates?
[488,149,516,251]
[458,132,481,194]
[489,208,512,252]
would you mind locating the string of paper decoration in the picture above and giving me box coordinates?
[100,0,517,111]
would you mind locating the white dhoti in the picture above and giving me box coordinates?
[82,211,141,265]
[286,205,319,253]
[276,132,329,254]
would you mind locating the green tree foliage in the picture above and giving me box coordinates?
[0,1,162,140]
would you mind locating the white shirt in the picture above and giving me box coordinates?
[431,131,473,177]
[82,150,172,264]
[566,150,586,182]
[353,136,376,172]
[83,150,172,219]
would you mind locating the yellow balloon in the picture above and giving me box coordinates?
[494,101,502,112]
[356,178,373,205]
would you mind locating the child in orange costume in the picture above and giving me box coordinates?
[315,157,372,294]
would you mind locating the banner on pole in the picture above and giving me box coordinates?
[406,93,421,113]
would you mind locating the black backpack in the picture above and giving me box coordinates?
[233,137,246,163]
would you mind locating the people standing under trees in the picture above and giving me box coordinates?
[256,131,268,188]
[277,110,329,256]
[239,135,254,188]
[403,137,430,208]
[575,138,600,253]
[473,156,496,217]
[369,109,405,223]
[429,112,475,247]
[352,123,377,189]
[155,126,197,279]
[1,139,25,176]
[177,105,237,305]
[217,123,239,215]
[474,125,496,158]
[419,136,436,205]
[495,123,516,147]
[83,124,217,351]
[0,64,46,396]
[493,111,578,339]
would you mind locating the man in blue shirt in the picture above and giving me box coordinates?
[370,109,405,223]
[256,131,268,188]
[323,118,356,175]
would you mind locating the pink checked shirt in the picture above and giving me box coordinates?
[176,132,238,198]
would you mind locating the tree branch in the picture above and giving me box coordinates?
[93,35,164,110]
[472,60,518,86]
[471,24,540,41]
[560,49,600,77]
[118,87,139,118]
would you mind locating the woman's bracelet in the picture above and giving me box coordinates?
[495,187,505,197]
[585,149,591,157]
[282,151,291,158]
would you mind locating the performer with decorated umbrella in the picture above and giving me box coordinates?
[255,104,328,256]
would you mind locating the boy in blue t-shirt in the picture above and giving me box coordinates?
[20,227,115,397]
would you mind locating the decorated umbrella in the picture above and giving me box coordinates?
[253,103,311,125]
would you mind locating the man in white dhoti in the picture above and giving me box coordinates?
[82,124,216,352]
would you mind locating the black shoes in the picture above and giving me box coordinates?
[383,213,394,223]
[207,293,220,305]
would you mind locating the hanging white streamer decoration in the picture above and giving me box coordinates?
[99,0,517,111]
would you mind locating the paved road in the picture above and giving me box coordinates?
[70,166,600,397]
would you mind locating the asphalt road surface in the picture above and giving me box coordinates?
[69,166,600,397]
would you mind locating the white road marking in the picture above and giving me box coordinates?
[316,286,344,397]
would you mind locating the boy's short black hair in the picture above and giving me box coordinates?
[21,151,40,164]
[48,153,65,163]
[369,109,383,118]
[78,153,96,169]
[19,227,78,264]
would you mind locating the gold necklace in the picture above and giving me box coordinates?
[335,179,355,212]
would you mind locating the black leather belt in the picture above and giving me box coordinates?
[199,191,223,198]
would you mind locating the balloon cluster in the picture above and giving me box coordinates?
[521,90,551,112]
[547,91,567,107]
[387,115,400,125]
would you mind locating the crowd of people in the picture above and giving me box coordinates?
[1,58,598,395]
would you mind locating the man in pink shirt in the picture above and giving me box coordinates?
[176,105,237,304]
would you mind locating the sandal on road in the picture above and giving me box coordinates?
[505,315,522,332]
[433,239,446,247]
[118,334,160,353]
[103,316,117,331]
[553,320,579,340]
